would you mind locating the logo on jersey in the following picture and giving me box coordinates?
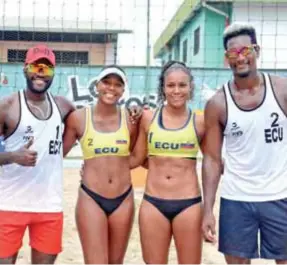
[94,147,119,154]
[154,141,195,150]
[49,125,62,155]
[116,140,127,145]
[86,138,123,154]
[148,132,195,150]
[23,125,34,142]
[180,143,195,149]
[25,126,33,134]
[231,122,243,137]
[264,112,283,143]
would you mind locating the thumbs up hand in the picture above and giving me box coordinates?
[11,138,38,166]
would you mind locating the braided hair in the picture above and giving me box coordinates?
[157,60,194,105]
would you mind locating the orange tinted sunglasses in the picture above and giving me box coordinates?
[26,63,54,77]
[225,45,257,60]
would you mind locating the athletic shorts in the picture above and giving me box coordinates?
[0,211,63,258]
[218,197,287,260]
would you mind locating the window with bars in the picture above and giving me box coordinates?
[7,49,89,65]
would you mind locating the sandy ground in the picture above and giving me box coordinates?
[16,163,273,264]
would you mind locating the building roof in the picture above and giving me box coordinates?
[153,0,287,58]
[153,0,201,58]
[0,17,133,34]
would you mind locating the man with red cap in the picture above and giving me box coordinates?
[0,44,75,264]
[0,44,143,264]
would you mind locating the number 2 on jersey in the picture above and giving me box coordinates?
[264,112,283,143]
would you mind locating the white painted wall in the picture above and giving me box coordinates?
[232,2,287,69]
[105,42,116,65]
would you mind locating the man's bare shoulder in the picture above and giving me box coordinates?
[269,74,287,85]
[0,92,19,124]
[0,92,19,110]
[268,74,287,98]
[53,95,76,121]
[203,88,227,128]
[205,88,226,111]
[64,106,86,129]
[54,95,75,109]
[269,73,287,81]
[67,106,85,120]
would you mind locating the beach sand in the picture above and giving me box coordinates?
[16,165,273,264]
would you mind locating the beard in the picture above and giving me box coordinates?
[26,76,53,94]
[235,71,251,78]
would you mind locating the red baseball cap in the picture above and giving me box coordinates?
[25,44,56,66]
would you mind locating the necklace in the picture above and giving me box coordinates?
[27,98,51,119]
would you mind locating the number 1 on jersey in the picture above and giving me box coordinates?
[49,125,62,155]
[55,125,60,139]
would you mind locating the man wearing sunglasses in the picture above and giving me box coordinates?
[0,44,76,264]
[0,44,143,264]
[202,23,287,264]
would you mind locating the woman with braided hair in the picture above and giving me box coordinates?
[130,60,205,264]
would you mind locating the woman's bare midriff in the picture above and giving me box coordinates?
[82,156,131,198]
[145,156,201,199]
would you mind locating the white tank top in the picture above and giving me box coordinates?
[0,90,64,212]
[221,73,287,202]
